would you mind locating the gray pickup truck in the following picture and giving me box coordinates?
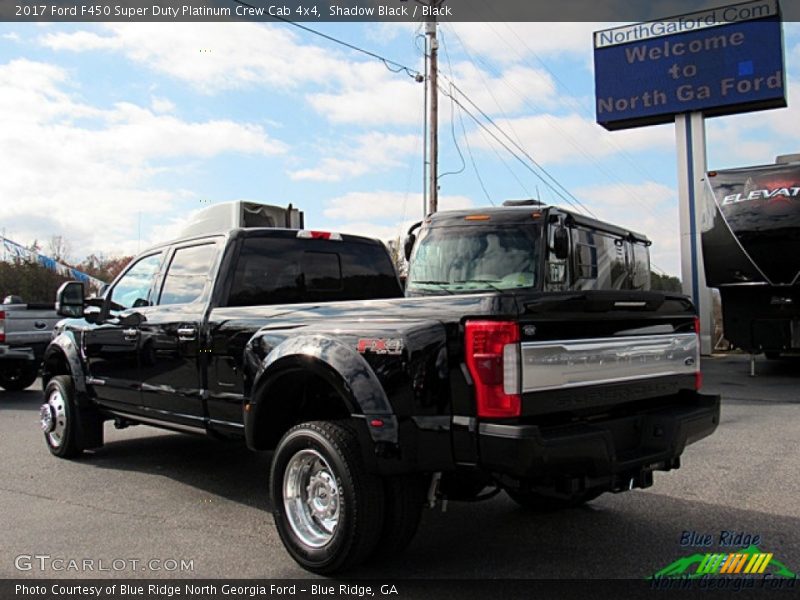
[0,298,60,391]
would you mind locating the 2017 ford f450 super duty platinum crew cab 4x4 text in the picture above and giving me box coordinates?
[39,201,719,574]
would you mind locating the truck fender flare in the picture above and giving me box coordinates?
[247,335,397,445]
[43,332,87,395]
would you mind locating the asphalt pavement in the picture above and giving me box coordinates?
[0,353,798,581]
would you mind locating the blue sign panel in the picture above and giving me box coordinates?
[594,3,786,131]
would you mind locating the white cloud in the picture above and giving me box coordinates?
[575,181,674,210]
[465,112,673,165]
[2,32,21,42]
[39,23,353,92]
[706,78,800,167]
[37,23,431,127]
[150,95,175,113]
[39,23,563,129]
[447,22,605,64]
[290,133,419,182]
[307,59,558,127]
[0,59,287,259]
[306,62,424,126]
[575,181,680,275]
[320,191,475,240]
[441,61,558,115]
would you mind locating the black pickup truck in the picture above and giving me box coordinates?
[40,202,719,574]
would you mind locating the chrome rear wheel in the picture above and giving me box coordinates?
[283,449,340,548]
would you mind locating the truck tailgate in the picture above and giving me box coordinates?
[515,290,699,415]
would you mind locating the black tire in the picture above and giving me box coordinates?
[506,488,604,512]
[370,475,427,561]
[41,376,104,458]
[270,421,385,574]
[0,361,39,391]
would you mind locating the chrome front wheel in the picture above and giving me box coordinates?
[41,388,67,449]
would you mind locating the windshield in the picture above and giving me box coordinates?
[407,225,541,294]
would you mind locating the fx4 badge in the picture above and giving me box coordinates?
[357,338,404,355]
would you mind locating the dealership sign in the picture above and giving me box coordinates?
[594,0,786,130]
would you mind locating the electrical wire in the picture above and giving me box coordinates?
[437,29,492,204]
[457,102,493,205]
[231,0,422,80]
[467,16,670,220]
[437,30,466,182]
[440,78,596,217]
[440,85,589,214]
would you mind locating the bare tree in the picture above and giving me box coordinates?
[47,235,72,263]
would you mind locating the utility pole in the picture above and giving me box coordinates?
[425,12,439,215]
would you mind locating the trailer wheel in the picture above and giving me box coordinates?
[0,361,39,391]
[270,421,384,574]
[506,488,604,512]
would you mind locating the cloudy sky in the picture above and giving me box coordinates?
[1,17,799,276]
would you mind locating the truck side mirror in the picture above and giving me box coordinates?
[403,234,416,262]
[552,226,569,260]
[55,281,85,318]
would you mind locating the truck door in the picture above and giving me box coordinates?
[138,240,222,430]
[83,252,164,412]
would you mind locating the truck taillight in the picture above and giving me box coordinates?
[0,310,5,343]
[465,320,521,418]
[693,316,702,390]
[296,230,342,241]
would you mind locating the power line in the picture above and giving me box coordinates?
[474,18,669,220]
[438,28,491,203]
[457,102,493,205]
[231,0,422,80]
[440,77,597,217]
[473,118,534,200]
[440,85,590,215]
[437,30,466,182]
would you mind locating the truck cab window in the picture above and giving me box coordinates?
[108,253,162,311]
[159,243,219,305]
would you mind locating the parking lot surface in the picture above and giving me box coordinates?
[1,354,798,579]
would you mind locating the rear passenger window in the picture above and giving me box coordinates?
[225,236,400,307]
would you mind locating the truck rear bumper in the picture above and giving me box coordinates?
[477,392,720,493]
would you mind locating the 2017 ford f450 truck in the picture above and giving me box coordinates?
[39,201,719,573]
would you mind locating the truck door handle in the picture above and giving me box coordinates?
[123,328,139,341]
[34,321,48,329]
[177,327,197,341]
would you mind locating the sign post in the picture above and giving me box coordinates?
[675,112,713,354]
[593,0,787,355]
